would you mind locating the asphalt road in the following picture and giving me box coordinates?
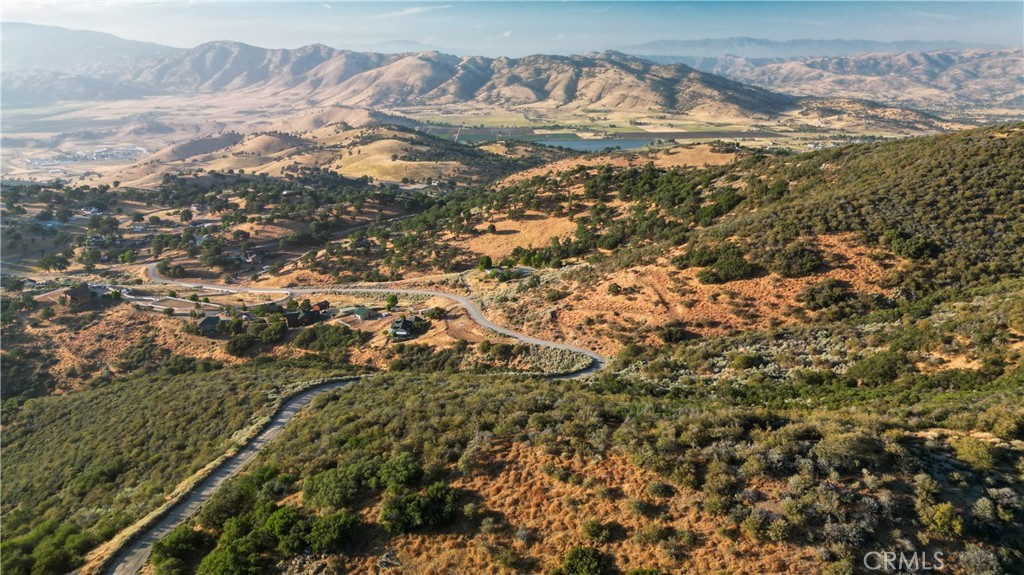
[103,265,607,573]
[142,263,607,372]
[108,379,358,575]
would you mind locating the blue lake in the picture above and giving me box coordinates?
[529,138,655,152]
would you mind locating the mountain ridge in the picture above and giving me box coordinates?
[621,36,1007,58]
[641,48,1024,110]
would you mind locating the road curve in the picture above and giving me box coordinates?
[108,379,358,575]
[142,262,607,372]
[105,265,607,573]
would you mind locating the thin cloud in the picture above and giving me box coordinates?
[912,11,963,23]
[374,5,451,19]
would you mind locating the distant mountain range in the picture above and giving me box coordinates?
[0,22,184,77]
[1,23,1019,115]
[620,37,1004,59]
[639,50,1024,110]
[0,24,795,116]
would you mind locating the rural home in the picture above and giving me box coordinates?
[389,317,417,340]
[197,316,221,336]
[339,305,373,320]
[285,309,322,328]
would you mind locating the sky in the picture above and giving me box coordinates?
[4,1,1022,56]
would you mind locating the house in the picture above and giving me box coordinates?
[62,282,97,306]
[312,300,331,312]
[339,305,373,320]
[197,316,221,336]
[389,317,416,340]
[285,309,322,328]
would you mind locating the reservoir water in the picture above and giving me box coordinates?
[529,138,655,151]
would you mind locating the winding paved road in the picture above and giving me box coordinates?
[142,263,606,374]
[105,265,606,573]
[109,380,358,575]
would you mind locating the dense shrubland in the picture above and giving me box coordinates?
[0,363,365,575]
[159,362,1022,573]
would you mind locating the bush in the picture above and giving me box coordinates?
[770,243,825,278]
[262,506,309,556]
[377,452,423,489]
[767,518,790,542]
[581,519,611,543]
[922,502,963,538]
[847,350,914,386]
[378,482,457,533]
[554,546,605,575]
[152,524,215,575]
[308,510,359,553]
[292,324,369,353]
[798,279,852,311]
[950,437,997,472]
[633,524,674,544]
[225,334,255,357]
[740,509,771,541]
[957,544,1004,575]
[697,255,757,284]
[646,482,674,498]
[814,432,887,473]
[656,321,695,344]
[247,321,286,345]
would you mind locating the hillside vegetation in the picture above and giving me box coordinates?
[0,363,364,575]
[2,124,1023,575]
[320,124,1023,290]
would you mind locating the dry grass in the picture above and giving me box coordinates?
[475,233,893,357]
[330,441,819,575]
[456,211,578,261]
[13,303,240,391]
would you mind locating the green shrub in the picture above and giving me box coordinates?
[554,546,605,575]
[151,524,215,575]
[633,524,674,544]
[377,482,457,533]
[769,243,825,278]
[646,482,674,498]
[377,452,423,490]
[262,506,309,556]
[950,437,997,472]
[581,519,611,543]
[813,432,885,472]
[922,502,963,538]
[846,350,914,386]
[798,279,852,311]
[225,334,255,357]
[308,510,359,553]
[740,509,771,541]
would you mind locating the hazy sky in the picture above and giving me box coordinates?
[5,1,1022,56]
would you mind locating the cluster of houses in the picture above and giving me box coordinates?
[190,298,430,342]
[194,300,333,335]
